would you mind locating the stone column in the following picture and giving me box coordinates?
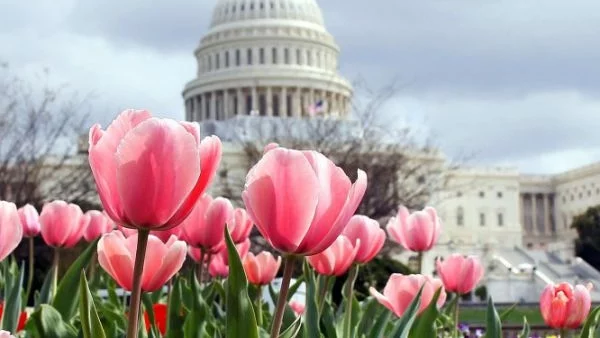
[309,88,315,108]
[280,87,287,117]
[543,194,551,235]
[192,97,199,121]
[294,88,301,117]
[210,92,217,120]
[251,87,258,112]
[266,87,273,116]
[200,94,207,120]
[223,89,229,120]
[520,194,526,233]
[237,89,243,116]
[531,194,538,236]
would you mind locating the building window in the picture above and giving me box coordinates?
[207,55,212,70]
[296,49,302,65]
[457,207,464,226]
[259,48,265,64]
[215,53,220,69]
[225,51,229,67]
[497,191,503,198]
[457,191,463,197]
[272,48,278,64]
[570,195,574,201]
[479,213,485,226]
[235,49,241,66]
[417,175,425,184]
[479,191,485,198]
[579,192,583,199]
[562,196,566,203]
[588,190,592,197]
[597,188,600,195]
[247,48,253,65]
[284,48,290,64]
[497,213,504,226]
[307,51,313,66]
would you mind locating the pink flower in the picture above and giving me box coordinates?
[180,194,233,254]
[190,238,249,264]
[0,201,23,262]
[18,204,40,237]
[242,147,367,256]
[97,231,186,291]
[228,208,254,244]
[289,300,305,315]
[263,142,279,153]
[386,206,441,252]
[39,200,84,248]
[243,252,281,285]
[208,254,229,278]
[436,254,484,295]
[307,235,359,276]
[117,224,182,243]
[82,210,115,242]
[342,215,385,264]
[0,330,16,338]
[88,109,222,231]
[540,282,592,329]
[370,274,447,317]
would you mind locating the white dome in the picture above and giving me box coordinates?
[211,0,324,28]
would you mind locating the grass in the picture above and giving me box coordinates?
[459,305,544,325]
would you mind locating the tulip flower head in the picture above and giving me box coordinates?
[436,254,484,295]
[39,200,84,248]
[289,300,305,315]
[242,147,367,256]
[228,208,254,244]
[180,194,234,254]
[0,331,15,338]
[18,204,40,237]
[370,274,447,317]
[307,235,359,276]
[143,303,167,335]
[83,210,115,242]
[0,201,23,262]
[342,215,385,264]
[208,254,229,278]
[118,224,182,243]
[540,282,592,329]
[88,109,222,231]
[97,231,186,291]
[243,252,282,285]
[386,206,441,252]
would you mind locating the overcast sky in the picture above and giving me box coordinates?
[2,0,600,174]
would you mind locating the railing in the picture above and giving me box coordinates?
[465,325,558,338]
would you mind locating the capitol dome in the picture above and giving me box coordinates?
[183,0,352,121]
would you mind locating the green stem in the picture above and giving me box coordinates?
[24,237,35,305]
[416,251,423,274]
[196,249,204,285]
[88,252,98,286]
[126,229,150,338]
[560,328,569,338]
[343,265,359,338]
[52,248,60,299]
[270,255,297,338]
[256,285,263,327]
[318,275,332,313]
[454,295,460,338]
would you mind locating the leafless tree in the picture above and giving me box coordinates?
[0,63,98,209]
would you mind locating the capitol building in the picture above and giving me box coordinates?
[182,0,600,302]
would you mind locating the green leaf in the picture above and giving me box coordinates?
[369,306,391,338]
[356,298,379,337]
[390,286,424,338]
[183,267,209,338]
[580,306,600,338]
[1,261,25,332]
[484,296,502,338]
[279,315,302,338]
[36,265,55,307]
[165,277,186,338]
[52,239,99,321]
[287,276,305,301]
[409,287,442,338]
[142,294,161,338]
[302,261,321,338]
[25,304,78,338]
[319,301,338,338]
[517,316,529,338]
[225,227,259,338]
[499,302,518,322]
[79,271,106,338]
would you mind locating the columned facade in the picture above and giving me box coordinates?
[520,192,556,247]
[182,0,353,122]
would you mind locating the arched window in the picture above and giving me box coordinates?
[272,47,278,64]
[284,48,290,64]
[247,48,253,65]
[296,49,302,65]
[457,207,464,226]
[235,49,241,66]
[225,51,230,67]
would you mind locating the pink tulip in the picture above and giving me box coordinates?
[436,254,484,295]
[0,201,23,262]
[370,274,447,317]
[307,235,359,276]
[264,142,279,153]
[97,231,186,291]
[243,252,281,285]
[342,215,385,264]
[208,254,229,278]
[0,330,16,338]
[118,224,182,243]
[386,206,441,252]
[39,200,84,248]
[540,282,592,329]
[289,300,305,315]
[228,208,253,243]
[242,147,367,256]
[18,204,40,237]
[181,194,233,254]
[83,210,115,242]
[88,109,222,231]
[191,238,250,264]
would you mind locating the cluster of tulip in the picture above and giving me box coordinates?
[0,109,598,338]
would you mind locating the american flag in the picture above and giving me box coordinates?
[308,100,325,116]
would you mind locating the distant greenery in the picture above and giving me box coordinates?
[571,205,600,270]
[460,305,544,325]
